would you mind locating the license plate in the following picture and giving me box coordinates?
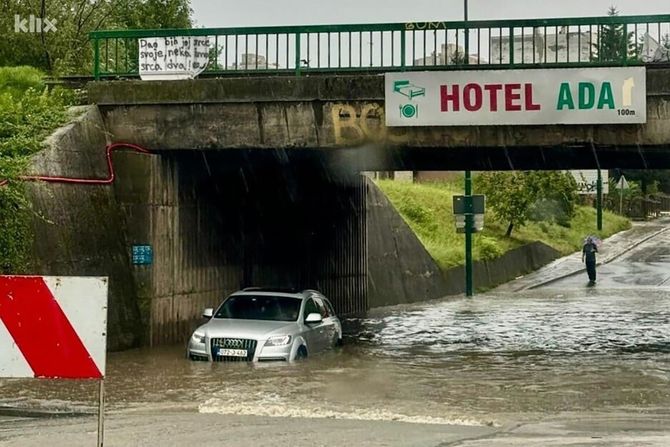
[218,348,247,357]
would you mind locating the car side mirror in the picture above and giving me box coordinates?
[202,308,213,319]
[305,312,322,324]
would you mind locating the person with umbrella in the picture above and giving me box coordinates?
[582,235,600,285]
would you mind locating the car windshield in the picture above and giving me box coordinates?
[214,295,301,321]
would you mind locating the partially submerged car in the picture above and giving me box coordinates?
[187,288,342,362]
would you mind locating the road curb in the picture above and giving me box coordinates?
[0,406,90,419]
[525,225,670,290]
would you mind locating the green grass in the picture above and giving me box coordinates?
[0,67,74,174]
[376,179,631,270]
[0,66,44,97]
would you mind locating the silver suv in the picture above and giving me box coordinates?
[187,288,342,362]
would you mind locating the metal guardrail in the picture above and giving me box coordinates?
[89,14,670,79]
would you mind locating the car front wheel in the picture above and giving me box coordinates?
[294,345,308,361]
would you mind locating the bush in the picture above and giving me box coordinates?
[476,236,504,260]
[0,66,43,96]
[0,67,72,272]
[0,185,30,273]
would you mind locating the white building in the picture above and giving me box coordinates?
[229,53,280,70]
[490,28,595,64]
[414,43,482,66]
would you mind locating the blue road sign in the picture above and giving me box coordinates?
[132,245,153,265]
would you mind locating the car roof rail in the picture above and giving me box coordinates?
[241,286,302,293]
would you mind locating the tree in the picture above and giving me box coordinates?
[0,0,192,75]
[112,0,192,30]
[449,50,467,65]
[527,171,578,226]
[477,171,577,237]
[592,6,636,63]
[477,172,538,237]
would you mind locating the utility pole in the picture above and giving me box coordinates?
[369,38,374,67]
[596,168,603,231]
[464,172,473,297]
[464,0,469,62]
[616,174,628,215]
[463,0,473,297]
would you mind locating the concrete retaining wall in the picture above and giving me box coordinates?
[441,242,561,295]
[366,179,561,306]
[25,107,243,348]
[111,152,244,346]
[26,106,143,350]
[366,179,450,307]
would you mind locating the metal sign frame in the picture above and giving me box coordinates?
[0,275,108,447]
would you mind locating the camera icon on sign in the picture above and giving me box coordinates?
[399,103,419,119]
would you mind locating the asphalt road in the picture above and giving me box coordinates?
[550,223,670,288]
[2,410,669,447]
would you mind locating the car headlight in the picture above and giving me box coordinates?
[191,331,206,344]
[265,335,292,346]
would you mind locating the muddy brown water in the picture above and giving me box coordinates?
[1,288,669,427]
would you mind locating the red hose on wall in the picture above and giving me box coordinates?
[0,143,151,187]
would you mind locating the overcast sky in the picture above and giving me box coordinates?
[191,0,669,28]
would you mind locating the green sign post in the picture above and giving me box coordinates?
[596,169,603,231]
[464,171,473,297]
[454,187,485,297]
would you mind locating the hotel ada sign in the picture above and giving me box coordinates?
[385,67,646,126]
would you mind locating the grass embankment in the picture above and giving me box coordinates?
[0,66,74,272]
[377,178,631,270]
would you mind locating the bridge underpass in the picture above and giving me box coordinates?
[107,146,455,346]
[72,67,670,346]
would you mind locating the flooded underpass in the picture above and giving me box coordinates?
[2,288,669,430]
[3,224,670,445]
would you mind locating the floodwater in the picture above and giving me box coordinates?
[2,287,669,427]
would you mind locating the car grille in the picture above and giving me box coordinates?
[211,338,257,362]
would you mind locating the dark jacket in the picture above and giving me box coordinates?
[582,242,598,263]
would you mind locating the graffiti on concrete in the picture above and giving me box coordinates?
[331,103,408,145]
[405,22,447,30]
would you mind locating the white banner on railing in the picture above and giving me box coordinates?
[385,67,646,126]
[139,36,210,81]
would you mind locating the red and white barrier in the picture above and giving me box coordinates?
[0,275,108,379]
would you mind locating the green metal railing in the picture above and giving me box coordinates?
[89,14,670,79]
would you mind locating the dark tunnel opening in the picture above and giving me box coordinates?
[164,149,368,323]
